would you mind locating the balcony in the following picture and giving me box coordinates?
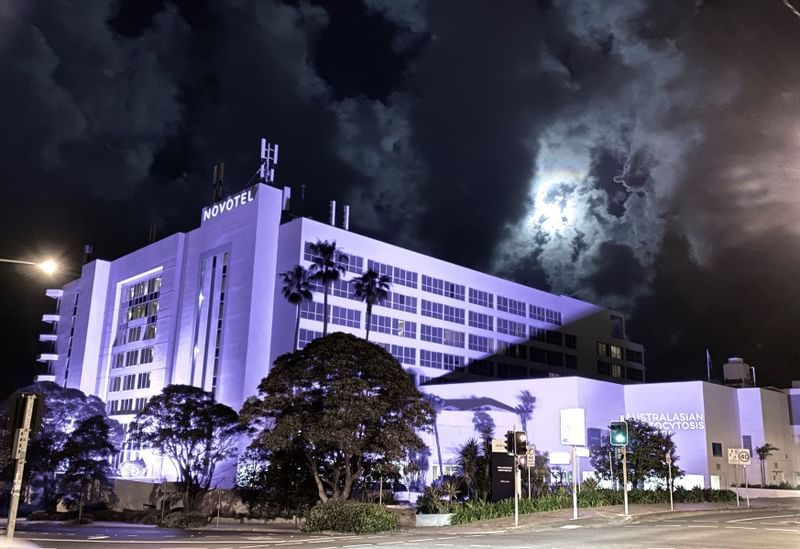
[39,334,57,343]
[37,353,59,362]
[41,314,60,324]
[45,289,63,299]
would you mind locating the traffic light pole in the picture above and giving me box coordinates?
[622,446,629,516]
[571,445,578,520]
[6,394,36,541]
[513,425,519,528]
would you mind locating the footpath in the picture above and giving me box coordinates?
[3,498,798,536]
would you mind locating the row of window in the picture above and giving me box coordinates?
[303,242,364,274]
[376,343,416,365]
[421,299,464,324]
[126,276,161,305]
[597,361,644,381]
[420,324,464,348]
[127,301,159,322]
[369,314,417,339]
[107,396,149,415]
[368,259,418,288]
[114,322,157,346]
[460,359,560,381]
[597,342,642,364]
[112,347,155,368]
[421,274,465,300]
[108,372,151,392]
[301,301,362,328]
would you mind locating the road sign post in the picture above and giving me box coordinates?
[728,448,752,508]
[622,446,629,516]
[6,393,37,541]
[526,446,535,500]
[666,452,674,512]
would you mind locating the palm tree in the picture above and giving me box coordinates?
[424,394,446,482]
[756,443,780,487]
[280,265,313,350]
[352,269,391,341]
[308,240,347,336]
[457,438,480,500]
[515,390,536,434]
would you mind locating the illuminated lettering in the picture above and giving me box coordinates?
[201,186,258,223]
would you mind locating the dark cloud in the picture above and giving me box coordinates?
[4,0,800,393]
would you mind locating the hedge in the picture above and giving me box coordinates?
[302,501,398,533]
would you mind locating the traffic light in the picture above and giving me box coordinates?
[609,420,629,447]
[514,431,527,456]
[517,454,527,470]
[505,430,515,455]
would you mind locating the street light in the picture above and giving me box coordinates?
[0,257,59,275]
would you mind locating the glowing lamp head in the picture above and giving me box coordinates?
[38,259,58,275]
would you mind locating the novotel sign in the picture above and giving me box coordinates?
[201,186,258,223]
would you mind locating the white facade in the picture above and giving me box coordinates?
[421,378,800,489]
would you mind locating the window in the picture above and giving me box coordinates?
[625,348,643,363]
[442,328,465,348]
[711,442,723,457]
[420,350,464,370]
[140,346,154,364]
[123,375,135,391]
[367,260,417,288]
[137,372,151,389]
[497,296,525,316]
[529,304,562,325]
[387,292,417,313]
[389,345,415,365]
[300,300,325,322]
[134,397,148,412]
[611,364,623,378]
[597,342,608,357]
[565,354,578,369]
[468,311,493,331]
[443,304,465,324]
[298,328,321,349]
[125,350,139,367]
[108,377,121,392]
[113,353,124,369]
[530,346,546,364]
[331,305,360,328]
[468,288,493,308]
[468,360,494,377]
[529,326,546,342]
[597,361,611,376]
[394,319,416,339]
[421,299,444,320]
[546,351,563,367]
[468,334,493,353]
[626,367,644,381]
[143,323,157,340]
[742,435,752,453]
[497,318,526,337]
[128,326,142,343]
[421,324,442,344]
[309,278,354,299]
[565,334,577,349]
[609,344,623,360]
[370,313,393,335]
[546,330,563,346]
[610,315,625,339]
[421,275,464,300]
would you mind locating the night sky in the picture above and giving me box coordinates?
[3,0,800,397]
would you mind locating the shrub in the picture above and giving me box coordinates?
[302,501,398,533]
[158,512,208,529]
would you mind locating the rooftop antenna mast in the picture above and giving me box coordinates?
[212,163,225,202]
[259,138,279,184]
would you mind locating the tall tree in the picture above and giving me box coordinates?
[755,443,779,486]
[131,385,243,510]
[280,265,313,349]
[4,382,122,510]
[307,240,347,336]
[58,415,117,520]
[589,419,683,489]
[352,269,391,341]
[241,333,432,503]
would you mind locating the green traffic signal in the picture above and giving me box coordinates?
[609,420,629,447]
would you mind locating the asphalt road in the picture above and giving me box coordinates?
[4,507,799,549]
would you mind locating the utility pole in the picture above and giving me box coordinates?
[7,394,37,541]
[666,452,674,512]
[571,445,578,520]
[622,446,629,516]
[513,424,519,528]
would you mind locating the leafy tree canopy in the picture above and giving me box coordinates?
[241,333,433,503]
[131,385,242,510]
[589,418,684,488]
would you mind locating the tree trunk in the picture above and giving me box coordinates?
[365,303,372,341]
[761,459,766,487]
[308,459,328,503]
[294,302,301,349]
[323,285,330,336]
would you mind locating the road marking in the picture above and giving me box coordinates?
[764,528,800,533]
[469,545,490,548]
[724,526,757,530]
[687,525,716,528]
[559,524,581,529]
[434,544,453,547]
[728,513,800,523]
[436,537,457,540]
[414,539,434,543]
[88,535,110,540]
